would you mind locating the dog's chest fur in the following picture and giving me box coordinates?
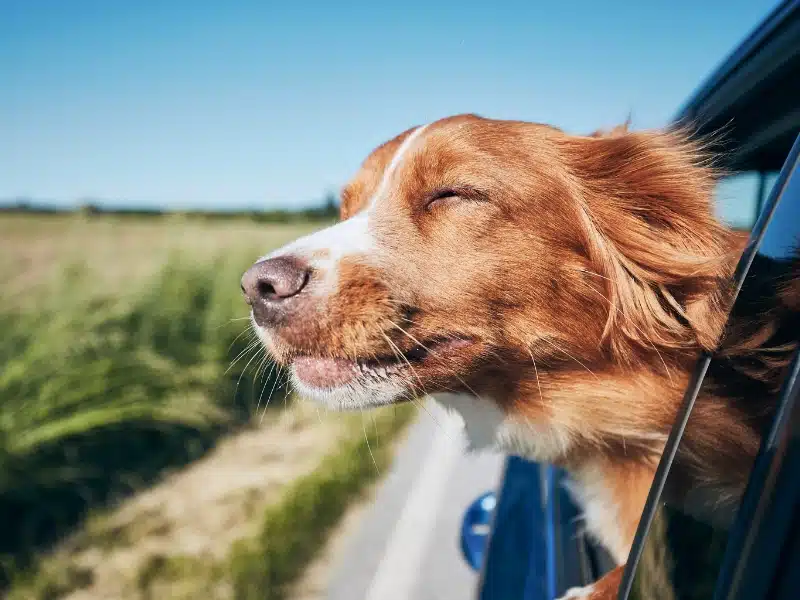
[432,392,630,565]
[432,392,573,460]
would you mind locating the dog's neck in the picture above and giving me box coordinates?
[432,352,766,506]
[433,362,688,463]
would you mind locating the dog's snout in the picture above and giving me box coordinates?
[241,257,310,309]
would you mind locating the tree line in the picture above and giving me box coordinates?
[0,192,340,223]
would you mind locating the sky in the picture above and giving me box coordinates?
[0,0,781,212]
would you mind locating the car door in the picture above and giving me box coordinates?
[618,132,800,600]
[473,458,613,600]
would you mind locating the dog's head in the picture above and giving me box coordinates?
[242,114,735,457]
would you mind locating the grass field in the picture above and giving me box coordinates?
[0,213,318,303]
[0,212,379,595]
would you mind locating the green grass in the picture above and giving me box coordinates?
[0,237,294,586]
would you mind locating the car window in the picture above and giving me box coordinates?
[714,170,780,231]
[713,352,800,600]
[624,136,800,600]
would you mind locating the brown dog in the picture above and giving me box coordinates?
[241,114,799,599]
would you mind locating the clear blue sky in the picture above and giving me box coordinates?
[0,0,779,211]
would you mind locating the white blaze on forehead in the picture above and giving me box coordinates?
[261,211,373,263]
[364,123,429,212]
[258,124,430,276]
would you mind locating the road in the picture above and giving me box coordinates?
[326,399,505,600]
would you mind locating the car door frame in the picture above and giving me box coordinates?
[618,132,800,600]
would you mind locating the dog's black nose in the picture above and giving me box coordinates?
[241,257,310,308]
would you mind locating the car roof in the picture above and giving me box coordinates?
[674,0,800,173]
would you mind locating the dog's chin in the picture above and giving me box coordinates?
[251,319,478,410]
[289,336,478,410]
[289,365,410,410]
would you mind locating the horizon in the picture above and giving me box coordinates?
[1,0,779,214]
[0,192,334,213]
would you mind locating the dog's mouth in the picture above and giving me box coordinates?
[290,336,475,390]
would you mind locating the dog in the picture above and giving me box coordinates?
[241,114,799,599]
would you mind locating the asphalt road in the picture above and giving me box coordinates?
[326,400,505,600]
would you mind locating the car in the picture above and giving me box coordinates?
[459,2,800,598]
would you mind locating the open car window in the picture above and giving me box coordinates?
[621,133,800,600]
[715,170,781,231]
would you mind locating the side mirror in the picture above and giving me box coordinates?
[459,491,497,572]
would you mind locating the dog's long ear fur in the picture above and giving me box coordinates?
[560,127,738,363]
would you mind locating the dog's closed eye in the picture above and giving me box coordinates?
[423,186,488,211]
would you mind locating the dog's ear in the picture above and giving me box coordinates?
[560,127,737,362]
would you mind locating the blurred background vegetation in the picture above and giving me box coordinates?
[0,202,412,599]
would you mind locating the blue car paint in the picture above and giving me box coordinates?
[472,456,560,600]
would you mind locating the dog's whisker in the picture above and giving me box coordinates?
[380,331,428,395]
[256,359,278,419]
[381,341,449,432]
[383,323,480,424]
[538,336,600,380]
[361,408,380,473]
[253,351,271,383]
[378,335,450,434]
[251,353,271,414]
[386,321,484,400]
[528,349,545,406]
[213,316,254,333]
[370,410,380,447]
[226,336,262,375]
[226,337,260,372]
[235,347,263,403]
[262,364,285,421]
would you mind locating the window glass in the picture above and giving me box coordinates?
[763,171,780,199]
[714,172,761,230]
[627,148,800,600]
[714,171,782,232]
